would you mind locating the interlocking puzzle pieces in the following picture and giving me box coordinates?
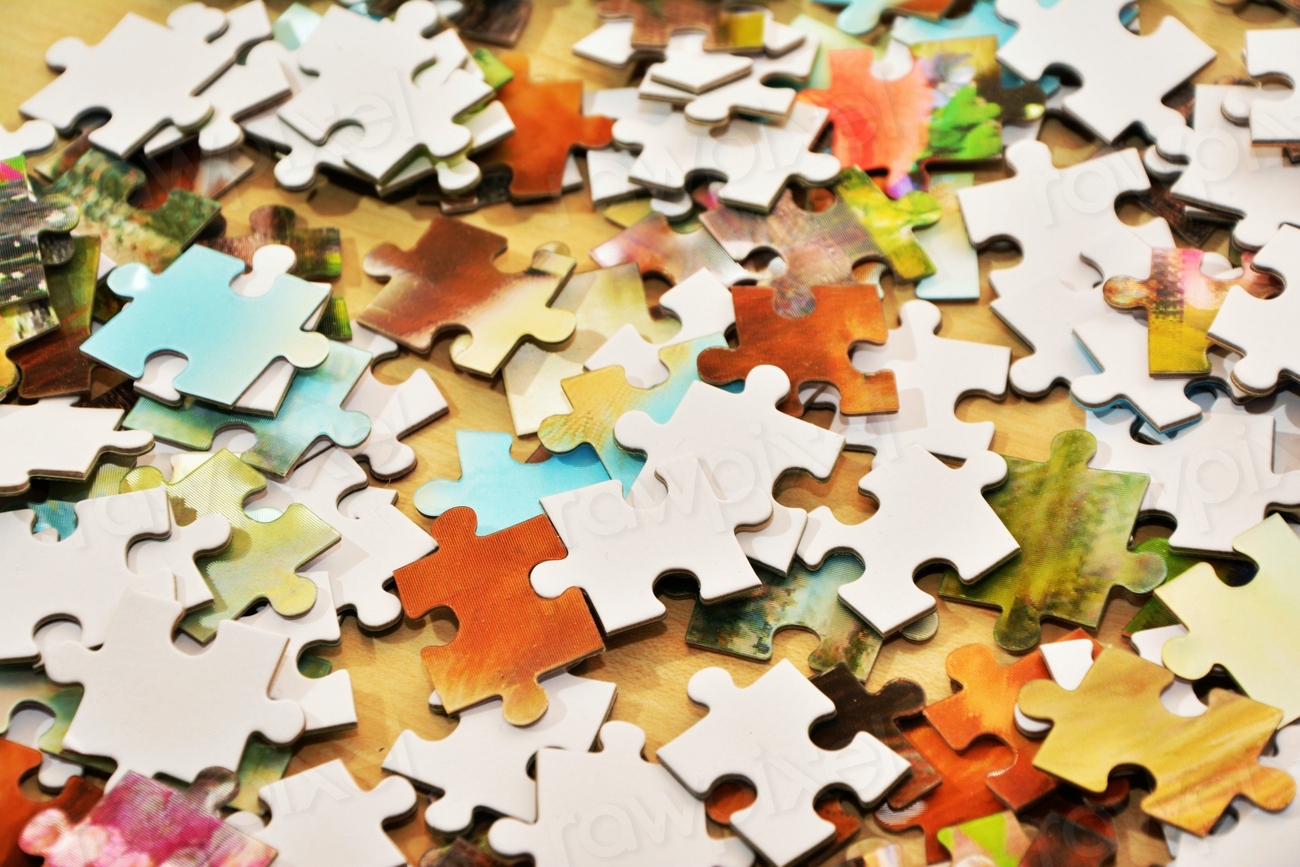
[472,53,612,200]
[1157,514,1300,728]
[994,0,1213,142]
[20,5,232,158]
[588,211,752,289]
[824,299,1009,462]
[698,285,897,418]
[658,661,909,867]
[836,169,940,285]
[585,0,770,59]
[84,245,329,408]
[10,236,98,399]
[490,719,755,867]
[1087,407,1300,555]
[202,204,341,280]
[21,768,275,867]
[41,148,221,277]
[533,454,770,634]
[1019,647,1295,835]
[0,399,152,497]
[613,100,842,213]
[0,739,99,867]
[415,431,609,535]
[538,334,724,491]
[359,218,577,376]
[615,365,844,572]
[939,430,1167,652]
[125,339,372,479]
[0,156,78,311]
[121,449,339,642]
[384,673,616,834]
[394,508,604,726]
[227,760,415,867]
[1210,226,1300,397]
[43,590,304,786]
[799,445,1016,637]
[1105,247,1282,376]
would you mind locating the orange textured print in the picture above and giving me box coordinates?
[475,54,614,200]
[923,630,1101,811]
[1,739,100,867]
[393,507,605,726]
[697,284,898,416]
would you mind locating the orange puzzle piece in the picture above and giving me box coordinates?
[1,739,100,867]
[393,507,605,726]
[475,54,614,200]
[923,630,1100,811]
[696,284,898,416]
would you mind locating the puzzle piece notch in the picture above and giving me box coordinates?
[10,234,99,400]
[0,738,101,865]
[0,120,57,160]
[0,398,153,497]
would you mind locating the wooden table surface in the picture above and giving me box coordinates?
[2,0,1294,864]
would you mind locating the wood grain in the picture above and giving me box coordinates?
[1,1,1292,864]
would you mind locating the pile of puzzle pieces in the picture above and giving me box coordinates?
[7,0,1300,865]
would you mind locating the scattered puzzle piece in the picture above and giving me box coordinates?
[393,508,604,726]
[1019,647,1295,835]
[0,398,152,497]
[0,156,78,311]
[1019,811,1118,867]
[1234,29,1300,144]
[837,170,940,284]
[0,296,57,399]
[0,739,99,867]
[202,204,341,280]
[592,0,767,53]
[936,811,1030,867]
[1123,536,1255,636]
[589,211,751,288]
[0,119,56,161]
[938,430,1166,652]
[10,236,98,399]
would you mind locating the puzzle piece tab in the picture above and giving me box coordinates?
[0,398,152,497]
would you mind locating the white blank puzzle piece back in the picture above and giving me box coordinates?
[614,365,844,573]
[532,453,771,634]
[1231,29,1300,145]
[0,398,154,497]
[42,589,304,788]
[584,268,735,389]
[231,759,416,867]
[0,488,174,663]
[20,4,233,158]
[0,119,56,160]
[582,88,691,216]
[796,446,1018,637]
[126,502,231,611]
[657,660,908,867]
[383,672,616,834]
[994,0,1213,143]
[1071,313,1202,433]
[489,719,755,867]
[1130,625,1206,718]
[1086,406,1300,554]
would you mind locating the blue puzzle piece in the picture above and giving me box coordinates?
[414,430,610,534]
[81,245,331,407]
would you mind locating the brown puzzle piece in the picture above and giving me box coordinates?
[1019,647,1296,835]
[923,630,1101,811]
[475,54,614,200]
[594,0,766,51]
[358,217,577,376]
[11,236,99,399]
[697,284,898,416]
[200,204,342,280]
[0,739,100,867]
[588,212,750,287]
[392,507,605,726]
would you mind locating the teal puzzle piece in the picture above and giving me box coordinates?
[414,430,610,534]
[81,245,330,407]
[123,340,372,478]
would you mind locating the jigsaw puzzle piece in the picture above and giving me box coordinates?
[912,172,980,301]
[936,811,1030,867]
[592,0,769,53]
[1209,225,1300,396]
[10,236,99,399]
[0,739,100,866]
[0,398,152,498]
[202,204,342,280]
[0,156,79,311]
[0,120,56,161]
[393,508,604,726]
[589,211,752,288]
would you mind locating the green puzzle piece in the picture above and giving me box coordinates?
[838,167,941,284]
[124,340,372,479]
[939,430,1167,652]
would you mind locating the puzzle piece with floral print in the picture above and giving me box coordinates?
[358,217,577,376]
[1019,647,1294,835]
[1104,248,1281,376]
[201,204,341,280]
[120,449,339,643]
[938,430,1166,652]
[0,739,100,867]
[393,507,604,726]
[589,212,751,288]
[10,236,98,399]
[697,285,897,417]
[0,156,77,312]
[923,630,1100,810]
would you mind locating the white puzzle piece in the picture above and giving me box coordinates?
[583,268,735,389]
[1209,226,1300,397]
[208,0,273,58]
[1071,314,1202,433]
[20,5,233,158]
[0,119,56,160]
[237,571,356,733]
[994,0,1213,142]
[796,446,1018,636]
[1087,406,1300,554]
[1130,625,1206,718]
[126,504,231,611]
[646,33,755,94]
[0,488,174,663]
[914,172,981,302]
[1231,29,1300,145]
[489,719,755,867]
[0,398,154,496]
[233,759,415,867]
[532,453,771,634]
[614,365,844,573]
[42,589,304,787]
[583,90,691,215]
[2,705,85,790]
[383,672,616,834]
[657,660,909,867]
